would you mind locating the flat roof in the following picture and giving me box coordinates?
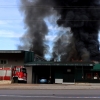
[0,50,27,53]
[24,61,94,66]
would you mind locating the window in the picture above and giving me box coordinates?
[86,73,92,79]
[16,68,20,72]
[0,60,8,64]
[21,68,26,73]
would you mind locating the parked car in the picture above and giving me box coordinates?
[39,77,48,84]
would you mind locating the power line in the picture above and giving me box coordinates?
[0,19,100,21]
[0,5,100,7]
[0,5,100,8]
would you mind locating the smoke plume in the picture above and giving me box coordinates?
[19,0,100,61]
[18,0,54,57]
[52,0,100,61]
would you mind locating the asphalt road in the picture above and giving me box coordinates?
[0,89,100,100]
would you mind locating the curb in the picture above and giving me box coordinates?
[0,84,100,90]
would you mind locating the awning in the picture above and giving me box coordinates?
[24,61,94,67]
[91,64,100,71]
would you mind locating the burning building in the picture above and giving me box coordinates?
[52,0,100,62]
[19,0,100,62]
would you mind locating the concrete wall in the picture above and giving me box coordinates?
[55,79,63,83]
[26,66,32,84]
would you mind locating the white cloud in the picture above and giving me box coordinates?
[0,20,7,25]
[0,30,23,38]
[0,0,18,5]
[45,35,57,41]
[48,26,70,31]
[0,38,17,50]
[0,0,24,50]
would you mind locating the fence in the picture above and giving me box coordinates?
[0,67,12,81]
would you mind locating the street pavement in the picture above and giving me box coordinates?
[0,83,100,100]
[0,89,100,100]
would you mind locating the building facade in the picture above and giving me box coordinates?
[0,50,34,83]
[0,50,100,84]
[25,62,100,84]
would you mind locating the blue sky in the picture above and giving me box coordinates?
[0,0,67,51]
[0,0,100,51]
[0,0,58,50]
[0,0,24,50]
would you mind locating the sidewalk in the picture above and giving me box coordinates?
[0,83,100,90]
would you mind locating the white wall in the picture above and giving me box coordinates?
[26,66,32,84]
[55,79,63,84]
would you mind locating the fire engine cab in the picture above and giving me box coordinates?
[12,66,27,83]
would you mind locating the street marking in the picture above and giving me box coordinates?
[0,95,100,99]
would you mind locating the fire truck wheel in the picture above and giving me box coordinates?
[24,81,27,84]
[13,77,18,83]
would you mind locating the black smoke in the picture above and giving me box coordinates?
[18,0,54,57]
[51,0,100,61]
[19,0,100,61]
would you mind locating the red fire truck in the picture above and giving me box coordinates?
[12,66,27,83]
